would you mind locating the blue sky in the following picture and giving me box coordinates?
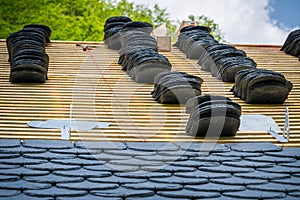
[269,0,300,29]
[128,0,299,44]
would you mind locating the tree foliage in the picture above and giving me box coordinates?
[0,0,223,42]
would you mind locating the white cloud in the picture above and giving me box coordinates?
[127,0,290,44]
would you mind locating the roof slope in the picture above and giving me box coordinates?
[0,41,300,147]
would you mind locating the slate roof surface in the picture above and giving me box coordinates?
[0,139,299,199]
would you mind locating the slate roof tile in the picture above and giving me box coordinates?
[0,139,21,148]
[23,140,73,149]
[0,146,47,154]
[247,182,300,192]
[25,163,80,171]
[0,157,47,165]
[223,160,275,168]
[171,160,220,168]
[123,182,183,191]
[157,149,200,157]
[115,171,172,179]
[135,155,188,162]
[0,153,20,159]
[50,148,96,155]
[272,177,300,185]
[24,174,83,184]
[185,182,246,192]
[199,165,254,174]
[0,189,21,197]
[90,187,154,198]
[0,175,20,181]
[3,194,53,200]
[141,165,196,173]
[226,142,282,153]
[211,176,268,185]
[289,191,300,198]
[84,164,139,172]
[109,158,164,166]
[105,149,156,156]
[245,155,297,164]
[24,187,88,198]
[127,196,190,200]
[88,176,147,184]
[176,142,230,153]
[223,189,286,199]
[235,171,291,180]
[51,158,104,166]
[174,170,232,179]
[126,142,179,152]
[78,153,132,161]
[212,151,264,158]
[57,180,118,190]
[0,163,20,170]
[279,160,300,168]
[150,176,208,185]
[24,152,76,160]
[57,195,122,200]
[53,168,111,178]
[190,155,241,162]
[75,141,126,150]
[157,189,220,199]
[265,148,300,159]
[0,179,51,190]
[0,167,49,176]
[258,165,300,174]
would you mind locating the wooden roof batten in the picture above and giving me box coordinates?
[0,40,300,147]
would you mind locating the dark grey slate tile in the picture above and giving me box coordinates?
[247,182,300,192]
[279,160,300,168]
[150,176,208,185]
[211,176,268,185]
[0,164,20,169]
[223,190,286,199]
[50,148,96,155]
[235,171,291,180]
[53,168,111,178]
[0,179,51,190]
[223,160,274,168]
[174,170,232,179]
[90,187,154,198]
[225,142,282,153]
[284,196,300,200]
[157,189,220,199]
[24,174,83,184]
[0,139,21,148]
[0,167,49,176]
[199,165,254,174]
[51,158,104,166]
[0,157,47,165]
[75,141,126,150]
[265,148,300,159]
[141,165,196,173]
[126,142,179,152]
[115,171,172,179]
[0,153,20,159]
[4,194,53,200]
[245,155,297,164]
[135,155,188,162]
[201,197,249,200]
[289,191,300,198]
[84,164,139,172]
[24,152,76,160]
[78,153,132,161]
[57,195,122,200]
[24,187,87,198]
[258,165,300,174]
[272,177,300,185]
[185,182,245,192]
[212,151,264,158]
[109,158,164,166]
[57,180,118,190]
[88,176,147,184]
[0,175,20,181]
[171,160,219,168]
[23,140,74,149]
[127,196,189,200]
[190,155,241,163]
[123,182,183,191]
[177,142,230,153]
[105,149,156,157]
[0,189,20,197]
[157,150,200,157]
[0,146,46,154]
[294,173,300,178]
[25,163,80,171]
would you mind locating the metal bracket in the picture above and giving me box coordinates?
[268,107,290,143]
[61,104,72,140]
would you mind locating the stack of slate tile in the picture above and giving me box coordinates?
[118,22,172,83]
[197,43,257,82]
[186,95,241,137]
[175,26,257,82]
[231,68,293,104]
[6,24,51,83]
[281,29,300,60]
[151,71,202,104]
[103,16,132,50]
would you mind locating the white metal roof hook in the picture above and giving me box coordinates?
[268,107,290,143]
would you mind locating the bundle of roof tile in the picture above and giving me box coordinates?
[103,16,132,50]
[186,95,241,137]
[6,24,51,83]
[151,71,202,104]
[281,29,300,60]
[118,22,172,83]
[231,68,293,104]
[175,26,257,82]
